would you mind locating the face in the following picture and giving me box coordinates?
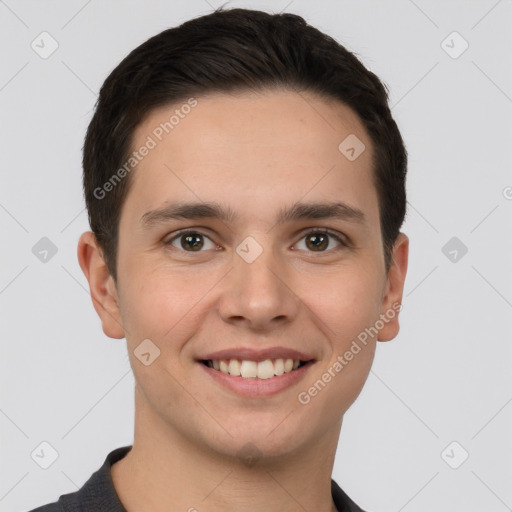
[79,88,408,462]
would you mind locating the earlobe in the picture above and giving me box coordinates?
[377,232,409,342]
[77,231,125,339]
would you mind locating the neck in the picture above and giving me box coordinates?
[111,386,342,512]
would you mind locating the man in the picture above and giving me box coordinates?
[29,7,408,512]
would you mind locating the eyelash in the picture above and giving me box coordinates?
[164,228,349,254]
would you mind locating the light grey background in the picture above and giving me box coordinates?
[1,1,511,511]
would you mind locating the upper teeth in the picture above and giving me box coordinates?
[208,358,301,379]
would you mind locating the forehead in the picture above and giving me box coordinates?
[123,89,377,228]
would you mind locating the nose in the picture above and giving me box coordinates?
[217,243,300,332]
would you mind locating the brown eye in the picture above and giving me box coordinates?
[305,232,329,251]
[180,233,203,251]
[295,230,346,253]
[166,231,216,252]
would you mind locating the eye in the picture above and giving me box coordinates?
[164,228,349,254]
[294,229,347,253]
[165,230,217,252]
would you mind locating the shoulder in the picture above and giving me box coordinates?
[24,490,84,512]
[25,504,61,512]
[25,503,62,512]
[331,478,369,512]
[24,446,132,512]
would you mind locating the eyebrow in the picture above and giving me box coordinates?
[140,200,366,228]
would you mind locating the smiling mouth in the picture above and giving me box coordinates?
[201,358,312,379]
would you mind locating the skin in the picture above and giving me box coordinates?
[78,88,408,512]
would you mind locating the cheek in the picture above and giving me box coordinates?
[299,327,377,420]
[118,264,214,361]
[120,261,182,326]
[302,263,384,344]
[298,264,382,404]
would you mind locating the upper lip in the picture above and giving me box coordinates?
[199,347,315,362]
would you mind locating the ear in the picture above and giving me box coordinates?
[377,232,409,342]
[77,231,125,339]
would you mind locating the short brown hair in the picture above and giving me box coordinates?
[83,7,407,282]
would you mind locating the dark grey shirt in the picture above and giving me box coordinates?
[27,445,367,512]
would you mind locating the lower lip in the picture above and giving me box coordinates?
[198,361,314,398]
